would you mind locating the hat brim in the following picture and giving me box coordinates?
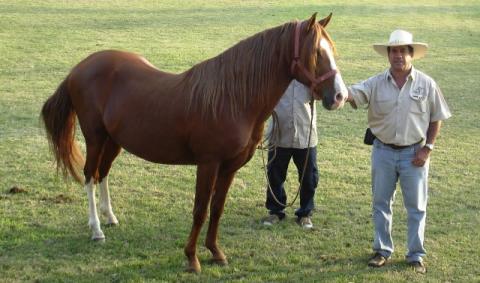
[373,43,428,59]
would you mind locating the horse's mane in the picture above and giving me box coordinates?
[183,20,334,120]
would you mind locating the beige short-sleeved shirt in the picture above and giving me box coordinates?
[349,67,451,146]
[267,80,317,148]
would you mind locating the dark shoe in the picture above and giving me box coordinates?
[262,214,281,226]
[409,261,426,274]
[368,253,388,267]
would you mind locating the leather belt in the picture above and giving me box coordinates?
[383,141,421,150]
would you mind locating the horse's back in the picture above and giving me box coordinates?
[70,50,169,88]
[67,50,195,164]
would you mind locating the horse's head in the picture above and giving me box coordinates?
[291,13,347,110]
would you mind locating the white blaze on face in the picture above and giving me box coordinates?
[320,38,348,108]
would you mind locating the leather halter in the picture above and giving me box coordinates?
[290,21,337,97]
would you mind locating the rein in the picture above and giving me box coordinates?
[290,21,337,98]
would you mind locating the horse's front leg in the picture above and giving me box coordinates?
[184,163,219,273]
[205,169,236,266]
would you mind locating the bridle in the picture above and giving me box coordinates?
[290,21,337,98]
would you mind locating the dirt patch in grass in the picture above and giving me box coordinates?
[8,186,27,194]
[40,194,73,204]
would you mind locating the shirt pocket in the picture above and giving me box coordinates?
[374,96,396,115]
[410,99,427,114]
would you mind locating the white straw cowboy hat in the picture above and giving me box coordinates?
[373,29,428,59]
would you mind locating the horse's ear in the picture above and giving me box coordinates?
[307,12,317,32]
[318,13,333,28]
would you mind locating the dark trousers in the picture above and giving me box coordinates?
[265,147,319,218]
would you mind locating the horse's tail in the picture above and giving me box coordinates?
[41,78,85,184]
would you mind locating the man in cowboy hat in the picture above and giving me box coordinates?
[347,29,451,274]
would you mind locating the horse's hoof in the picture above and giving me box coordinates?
[104,214,119,226]
[92,238,105,244]
[105,222,119,227]
[185,265,201,274]
[92,236,105,242]
[209,258,228,266]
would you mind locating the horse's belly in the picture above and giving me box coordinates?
[122,141,195,165]
[109,126,195,165]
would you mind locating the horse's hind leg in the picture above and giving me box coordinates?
[84,138,107,241]
[205,170,235,266]
[98,137,121,226]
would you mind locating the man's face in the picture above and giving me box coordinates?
[388,46,413,72]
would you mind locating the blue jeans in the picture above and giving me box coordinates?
[371,139,429,262]
[266,147,319,218]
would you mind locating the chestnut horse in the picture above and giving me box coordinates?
[41,13,347,273]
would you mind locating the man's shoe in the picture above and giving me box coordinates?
[409,261,426,274]
[296,216,313,229]
[368,253,388,267]
[262,214,281,226]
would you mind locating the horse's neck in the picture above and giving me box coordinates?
[255,74,292,122]
[246,34,293,118]
[180,22,296,122]
[249,26,296,121]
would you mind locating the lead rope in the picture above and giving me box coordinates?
[260,96,315,208]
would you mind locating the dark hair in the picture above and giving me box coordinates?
[387,45,414,55]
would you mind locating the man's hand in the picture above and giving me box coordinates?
[412,147,431,167]
[347,92,357,109]
[413,121,441,167]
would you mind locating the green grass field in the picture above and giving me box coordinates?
[1,0,479,282]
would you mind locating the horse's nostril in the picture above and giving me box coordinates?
[335,93,343,102]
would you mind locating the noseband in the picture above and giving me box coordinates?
[290,21,337,97]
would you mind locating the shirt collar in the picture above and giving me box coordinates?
[385,66,417,81]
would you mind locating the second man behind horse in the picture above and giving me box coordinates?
[262,80,319,229]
